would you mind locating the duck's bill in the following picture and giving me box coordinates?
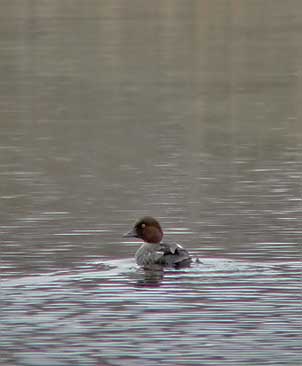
[123,229,137,238]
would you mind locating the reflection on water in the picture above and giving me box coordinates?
[1,1,302,365]
[2,259,301,366]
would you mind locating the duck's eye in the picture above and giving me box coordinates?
[141,223,146,229]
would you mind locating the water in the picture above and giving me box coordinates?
[1,259,301,365]
[1,1,301,365]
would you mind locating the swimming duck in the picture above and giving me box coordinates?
[123,216,191,268]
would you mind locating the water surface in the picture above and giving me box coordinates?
[1,1,301,365]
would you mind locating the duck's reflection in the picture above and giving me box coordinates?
[133,260,194,287]
[134,265,164,287]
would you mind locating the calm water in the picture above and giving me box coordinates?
[1,1,301,365]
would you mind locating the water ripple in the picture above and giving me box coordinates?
[1,258,301,365]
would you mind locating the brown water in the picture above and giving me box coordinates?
[1,1,301,365]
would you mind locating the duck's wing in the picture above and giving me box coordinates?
[158,242,191,266]
[159,242,184,255]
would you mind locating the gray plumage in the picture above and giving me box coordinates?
[135,242,191,268]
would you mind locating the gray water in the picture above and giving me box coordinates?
[1,1,301,365]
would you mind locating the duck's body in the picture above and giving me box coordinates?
[135,241,191,267]
[124,216,191,268]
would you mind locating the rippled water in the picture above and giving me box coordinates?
[1,1,302,365]
[1,257,301,366]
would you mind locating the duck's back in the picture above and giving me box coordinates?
[135,242,191,268]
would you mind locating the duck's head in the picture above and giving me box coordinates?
[123,216,163,244]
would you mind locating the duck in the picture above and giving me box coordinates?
[123,216,191,268]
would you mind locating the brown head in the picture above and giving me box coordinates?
[123,216,163,244]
